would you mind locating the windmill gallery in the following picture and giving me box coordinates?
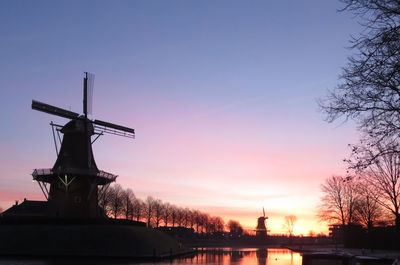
[0,73,188,258]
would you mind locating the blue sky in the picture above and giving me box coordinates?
[0,0,362,234]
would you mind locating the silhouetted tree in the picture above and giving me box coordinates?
[98,184,113,216]
[318,176,358,225]
[152,199,163,227]
[194,211,203,232]
[144,196,155,227]
[182,207,191,227]
[284,215,297,237]
[132,197,143,222]
[209,216,225,233]
[320,0,400,150]
[198,213,209,233]
[192,210,200,232]
[109,184,124,219]
[353,177,383,230]
[176,207,186,227]
[175,207,183,227]
[161,202,171,226]
[227,220,243,237]
[202,213,213,233]
[170,205,178,227]
[349,143,400,228]
[188,209,196,229]
[121,188,135,220]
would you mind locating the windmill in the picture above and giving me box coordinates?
[31,73,135,218]
[255,207,268,237]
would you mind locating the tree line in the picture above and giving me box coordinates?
[98,183,244,235]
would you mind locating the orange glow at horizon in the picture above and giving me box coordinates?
[192,205,329,236]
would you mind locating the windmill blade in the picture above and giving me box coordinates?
[93,119,135,133]
[93,119,135,138]
[83,72,95,116]
[87,73,94,115]
[32,100,80,120]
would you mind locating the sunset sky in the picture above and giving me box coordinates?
[0,1,362,235]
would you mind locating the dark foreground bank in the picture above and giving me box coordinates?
[0,219,191,259]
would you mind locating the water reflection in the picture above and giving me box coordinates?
[257,248,267,265]
[176,248,301,265]
[0,248,302,265]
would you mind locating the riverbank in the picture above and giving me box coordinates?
[0,223,191,258]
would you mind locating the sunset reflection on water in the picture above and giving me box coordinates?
[167,248,302,265]
[0,248,302,265]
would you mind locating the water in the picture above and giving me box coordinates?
[0,248,302,265]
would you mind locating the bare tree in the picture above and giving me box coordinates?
[170,205,178,227]
[344,177,359,224]
[208,216,225,233]
[213,216,225,233]
[318,176,358,225]
[227,220,243,237]
[320,0,400,148]
[109,184,124,219]
[284,215,297,237]
[98,184,113,216]
[353,177,383,230]
[182,207,191,227]
[204,215,215,233]
[152,199,164,228]
[121,188,135,220]
[188,209,196,229]
[144,196,155,227]
[161,202,171,226]
[132,197,144,222]
[194,211,207,233]
[175,207,185,227]
[351,143,400,228]
[198,213,209,233]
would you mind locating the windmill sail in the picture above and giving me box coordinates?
[83,72,95,116]
[93,119,135,138]
[32,100,80,120]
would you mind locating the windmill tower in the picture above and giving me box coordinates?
[255,207,268,237]
[31,73,135,218]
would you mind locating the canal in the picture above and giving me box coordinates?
[0,248,302,265]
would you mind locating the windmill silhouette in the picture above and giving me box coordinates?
[31,73,134,218]
[255,207,268,237]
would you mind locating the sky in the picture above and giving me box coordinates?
[0,0,362,235]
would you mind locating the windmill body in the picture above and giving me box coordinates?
[34,118,102,218]
[255,208,268,237]
[31,73,134,218]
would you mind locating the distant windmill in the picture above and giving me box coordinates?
[31,73,135,218]
[255,207,268,237]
